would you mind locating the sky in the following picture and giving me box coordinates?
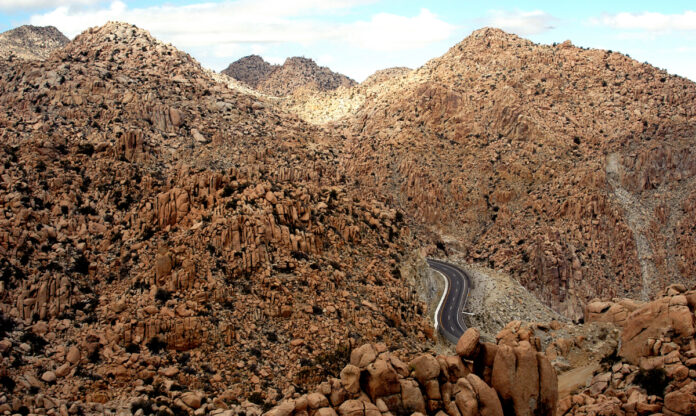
[0,1,694,82]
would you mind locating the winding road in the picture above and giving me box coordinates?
[427,258,471,344]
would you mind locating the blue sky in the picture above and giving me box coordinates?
[1,1,694,82]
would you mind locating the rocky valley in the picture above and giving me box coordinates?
[0,21,695,416]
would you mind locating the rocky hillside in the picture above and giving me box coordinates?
[0,25,69,60]
[284,67,413,125]
[0,22,432,414]
[222,55,356,97]
[335,28,696,321]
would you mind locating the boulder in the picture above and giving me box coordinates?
[66,346,81,364]
[456,328,480,358]
[307,393,329,409]
[340,364,361,394]
[490,342,541,416]
[400,378,426,414]
[364,359,400,400]
[452,377,478,416]
[410,354,440,384]
[621,296,696,363]
[180,392,203,409]
[267,400,295,416]
[465,374,503,416]
[351,344,377,368]
[315,408,338,416]
[665,381,696,416]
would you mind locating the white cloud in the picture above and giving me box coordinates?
[28,0,386,44]
[483,9,557,35]
[590,11,696,32]
[0,0,102,12]
[345,8,456,51]
[28,1,456,70]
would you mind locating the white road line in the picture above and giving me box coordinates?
[432,268,449,334]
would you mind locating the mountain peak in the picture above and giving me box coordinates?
[58,21,200,74]
[222,54,355,96]
[0,24,69,60]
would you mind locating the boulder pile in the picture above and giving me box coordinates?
[268,328,558,416]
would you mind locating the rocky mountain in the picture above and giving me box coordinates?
[0,22,431,414]
[221,55,275,90]
[0,25,69,60]
[2,20,696,416]
[222,55,356,97]
[332,28,696,321]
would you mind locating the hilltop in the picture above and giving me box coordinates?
[222,55,356,97]
[0,25,69,60]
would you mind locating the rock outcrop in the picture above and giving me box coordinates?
[268,328,558,416]
[561,286,696,415]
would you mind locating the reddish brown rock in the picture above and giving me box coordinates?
[364,359,400,400]
[665,381,696,415]
[620,295,695,363]
[456,328,481,359]
[410,354,440,384]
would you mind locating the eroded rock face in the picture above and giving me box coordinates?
[586,287,696,364]
[620,294,695,364]
[562,287,696,416]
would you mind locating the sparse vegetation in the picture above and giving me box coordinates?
[146,336,167,354]
[634,368,668,396]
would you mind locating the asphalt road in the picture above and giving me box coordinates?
[427,258,471,344]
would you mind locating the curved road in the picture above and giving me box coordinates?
[427,259,471,344]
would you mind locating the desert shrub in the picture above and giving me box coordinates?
[315,343,351,378]
[77,143,95,156]
[125,343,140,354]
[131,398,154,415]
[0,375,15,391]
[222,184,235,197]
[155,288,171,303]
[634,368,668,396]
[73,254,90,275]
[146,336,167,354]
[20,332,47,354]
[248,392,264,405]
[0,312,16,338]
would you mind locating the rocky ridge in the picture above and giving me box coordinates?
[0,22,432,413]
[0,25,69,60]
[556,284,696,415]
[222,55,356,97]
